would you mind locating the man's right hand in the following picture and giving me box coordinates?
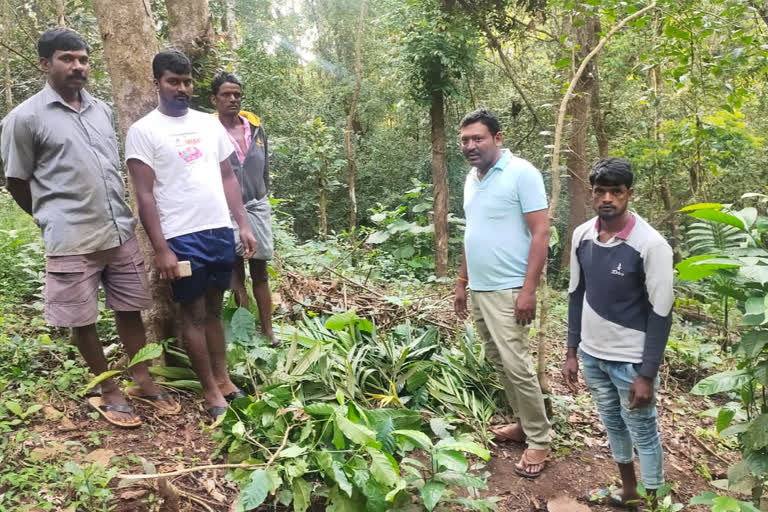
[156,248,180,281]
[454,283,468,320]
[562,352,580,393]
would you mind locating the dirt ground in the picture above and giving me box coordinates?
[21,364,735,512]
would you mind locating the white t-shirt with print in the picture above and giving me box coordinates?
[125,108,235,240]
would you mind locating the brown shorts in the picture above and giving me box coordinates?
[45,236,152,327]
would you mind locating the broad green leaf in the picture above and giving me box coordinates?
[366,447,399,486]
[676,254,729,281]
[435,449,468,472]
[278,489,293,506]
[391,429,433,450]
[5,401,22,417]
[128,343,163,368]
[742,414,768,451]
[357,318,374,333]
[435,440,490,461]
[420,481,446,511]
[231,308,256,343]
[238,470,270,510]
[554,57,570,68]
[739,265,768,286]
[384,478,406,502]
[279,445,308,459]
[679,202,724,212]
[429,417,453,439]
[325,311,357,331]
[292,477,311,512]
[687,209,745,231]
[433,471,487,489]
[148,366,197,380]
[744,297,767,317]
[737,207,758,229]
[691,370,750,395]
[304,402,335,417]
[716,408,735,434]
[711,496,742,512]
[336,409,377,446]
[690,492,717,505]
[366,230,390,244]
[744,449,768,475]
[739,330,768,359]
[160,379,203,391]
[83,370,122,393]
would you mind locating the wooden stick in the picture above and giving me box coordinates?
[117,463,263,481]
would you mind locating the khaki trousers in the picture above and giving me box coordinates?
[471,288,551,450]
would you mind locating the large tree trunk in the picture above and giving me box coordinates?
[559,16,599,270]
[166,0,214,57]
[345,0,366,232]
[221,0,239,49]
[92,0,176,344]
[430,86,449,278]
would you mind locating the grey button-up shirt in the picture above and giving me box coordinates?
[0,83,135,256]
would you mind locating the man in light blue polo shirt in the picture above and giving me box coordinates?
[454,109,551,478]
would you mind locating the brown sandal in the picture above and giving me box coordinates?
[514,448,550,478]
[490,423,527,443]
[87,396,142,428]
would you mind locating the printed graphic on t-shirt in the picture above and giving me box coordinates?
[174,133,204,165]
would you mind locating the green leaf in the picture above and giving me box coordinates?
[420,480,446,511]
[742,414,768,451]
[691,370,750,395]
[739,330,768,359]
[148,366,197,380]
[690,492,717,506]
[366,447,399,487]
[232,308,256,343]
[392,429,433,450]
[435,440,490,461]
[279,445,308,459]
[676,254,729,281]
[336,409,377,446]
[433,471,487,489]
[716,408,736,434]
[5,401,22,417]
[554,57,570,68]
[304,402,335,417]
[745,449,768,475]
[83,370,122,393]
[435,450,468,472]
[128,343,163,368]
[687,209,745,231]
[679,202,724,212]
[325,311,357,331]
[366,231,390,244]
[739,266,768,286]
[292,477,311,512]
[711,496,743,511]
[429,417,453,439]
[238,470,270,510]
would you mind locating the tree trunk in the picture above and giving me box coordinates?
[55,0,65,26]
[589,49,609,157]
[430,87,449,278]
[166,0,214,57]
[345,0,366,232]
[559,16,598,270]
[2,0,12,112]
[221,0,238,49]
[318,173,328,240]
[92,0,176,344]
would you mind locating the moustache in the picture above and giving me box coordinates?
[67,73,86,80]
[174,95,190,101]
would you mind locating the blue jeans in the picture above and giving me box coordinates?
[580,349,665,488]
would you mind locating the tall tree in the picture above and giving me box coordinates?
[166,0,215,57]
[398,0,478,277]
[345,0,366,232]
[92,0,172,343]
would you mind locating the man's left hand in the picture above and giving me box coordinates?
[515,289,537,325]
[629,375,654,409]
[240,228,257,260]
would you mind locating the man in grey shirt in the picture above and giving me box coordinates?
[0,28,178,427]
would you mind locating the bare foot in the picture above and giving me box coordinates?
[490,423,527,443]
[99,388,140,424]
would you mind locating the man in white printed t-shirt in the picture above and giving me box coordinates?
[125,50,256,419]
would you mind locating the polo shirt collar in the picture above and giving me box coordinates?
[42,82,94,111]
[473,148,510,181]
[594,212,636,240]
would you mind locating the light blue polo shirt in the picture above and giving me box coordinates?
[463,149,548,291]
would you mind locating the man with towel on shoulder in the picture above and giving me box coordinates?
[210,71,277,346]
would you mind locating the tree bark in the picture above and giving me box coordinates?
[221,0,238,49]
[318,173,328,240]
[430,86,449,278]
[166,0,214,57]
[55,0,66,26]
[92,0,176,344]
[345,0,366,232]
[2,0,12,112]
[559,16,598,270]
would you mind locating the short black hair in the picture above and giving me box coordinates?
[459,109,501,136]
[211,71,242,96]
[589,157,634,188]
[37,28,89,60]
[152,50,191,80]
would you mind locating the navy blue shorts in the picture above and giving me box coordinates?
[166,227,235,304]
